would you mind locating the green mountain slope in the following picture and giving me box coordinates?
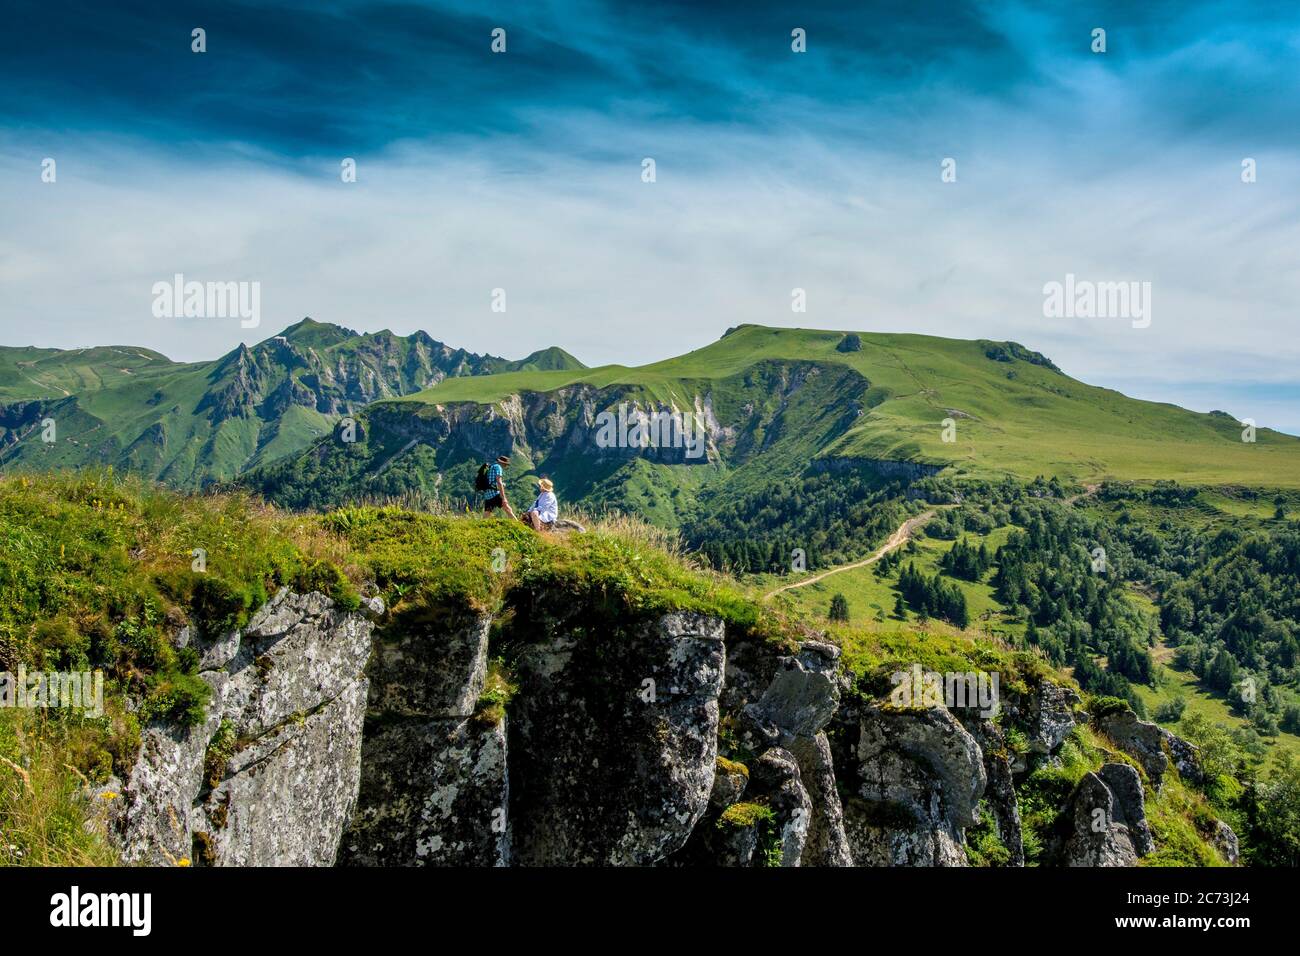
[0,319,586,489]
[501,346,586,373]
[394,324,1300,489]
[248,325,1300,579]
[0,344,183,402]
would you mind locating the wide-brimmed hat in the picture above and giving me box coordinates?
[537,478,554,492]
[496,455,511,465]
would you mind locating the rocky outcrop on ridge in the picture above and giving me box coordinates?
[105,587,1234,869]
[1095,707,1204,789]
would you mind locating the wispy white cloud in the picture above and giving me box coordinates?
[2,109,1297,430]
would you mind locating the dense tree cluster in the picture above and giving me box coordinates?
[1142,523,1300,734]
[898,562,969,628]
[1098,478,1200,508]
[1070,482,1300,734]
[991,502,1155,714]
[685,472,908,574]
[911,473,1066,507]
[1177,713,1300,867]
[940,536,992,581]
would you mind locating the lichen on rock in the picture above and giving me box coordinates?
[112,589,375,866]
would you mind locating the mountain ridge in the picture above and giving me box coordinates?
[0,319,586,488]
[284,323,1300,500]
[4,320,1298,501]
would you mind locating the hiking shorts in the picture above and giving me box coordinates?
[483,495,505,513]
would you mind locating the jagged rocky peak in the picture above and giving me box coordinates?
[278,316,360,348]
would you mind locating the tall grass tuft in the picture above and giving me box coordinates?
[0,710,119,866]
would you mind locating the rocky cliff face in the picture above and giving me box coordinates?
[1060,764,1154,866]
[106,590,376,866]
[506,611,725,865]
[838,703,987,866]
[357,383,723,475]
[254,358,882,517]
[340,608,508,866]
[106,588,1234,868]
[808,456,942,482]
[456,361,866,472]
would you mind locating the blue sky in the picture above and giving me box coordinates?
[2,0,1298,432]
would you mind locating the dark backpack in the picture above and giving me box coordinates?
[474,462,492,492]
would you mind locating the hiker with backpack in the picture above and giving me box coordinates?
[475,455,516,519]
[520,477,558,532]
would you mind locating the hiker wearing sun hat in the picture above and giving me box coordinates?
[521,476,558,531]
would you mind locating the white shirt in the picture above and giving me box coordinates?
[531,490,558,524]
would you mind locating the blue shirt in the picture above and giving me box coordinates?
[484,463,503,499]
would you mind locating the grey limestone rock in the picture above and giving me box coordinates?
[508,611,725,865]
[1096,708,1202,789]
[1062,770,1139,867]
[843,704,986,866]
[113,590,374,867]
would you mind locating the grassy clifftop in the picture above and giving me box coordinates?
[0,472,783,710]
[0,473,1251,868]
[0,473,807,864]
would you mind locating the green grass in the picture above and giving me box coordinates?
[1135,654,1300,768]
[1083,490,1295,535]
[766,523,1022,644]
[473,659,518,727]
[0,345,183,403]
[1144,777,1228,867]
[0,709,120,866]
[322,501,777,636]
[0,470,354,737]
